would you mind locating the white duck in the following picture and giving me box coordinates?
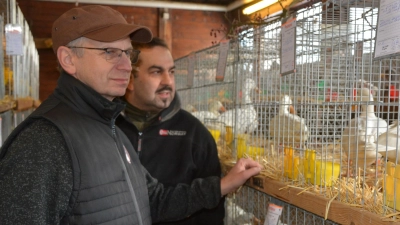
[225,197,257,225]
[376,120,400,163]
[191,100,226,124]
[341,86,389,168]
[184,104,197,113]
[268,95,309,148]
[217,78,258,135]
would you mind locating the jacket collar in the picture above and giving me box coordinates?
[158,93,181,122]
[121,92,182,125]
[54,71,125,122]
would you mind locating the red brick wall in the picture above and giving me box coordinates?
[169,9,228,59]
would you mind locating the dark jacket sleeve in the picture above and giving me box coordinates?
[190,123,226,224]
[145,166,222,223]
[192,124,222,178]
[0,119,72,225]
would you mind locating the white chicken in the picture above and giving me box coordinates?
[341,86,389,168]
[217,78,258,135]
[268,95,309,148]
[376,120,399,163]
[191,100,225,124]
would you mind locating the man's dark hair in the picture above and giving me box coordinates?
[132,37,169,53]
[132,37,170,74]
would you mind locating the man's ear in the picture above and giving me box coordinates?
[57,46,76,75]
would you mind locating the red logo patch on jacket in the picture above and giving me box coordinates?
[159,129,186,136]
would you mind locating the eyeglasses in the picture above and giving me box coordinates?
[68,46,140,64]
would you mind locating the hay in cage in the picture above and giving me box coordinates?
[217,140,400,222]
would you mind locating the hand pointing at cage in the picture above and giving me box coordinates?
[220,158,262,195]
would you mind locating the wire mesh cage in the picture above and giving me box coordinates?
[0,0,40,143]
[225,185,340,225]
[176,0,400,223]
[7,0,40,100]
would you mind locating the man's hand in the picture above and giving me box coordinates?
[220,158,262,195]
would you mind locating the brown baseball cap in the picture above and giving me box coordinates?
[51,5,153,53]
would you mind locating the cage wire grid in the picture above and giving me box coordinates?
[176,0,400,223]
[0,0,39,146]
[225,186,339,225]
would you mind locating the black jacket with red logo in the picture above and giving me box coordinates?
[116,94,225,225]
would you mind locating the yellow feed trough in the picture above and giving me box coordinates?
[385,162,400,211]
[303,149,340,186]
[284,148,340,186]
[208,129,221,142]
[225,126,233,145]
[284,147,301,179]
[236,134,264,159]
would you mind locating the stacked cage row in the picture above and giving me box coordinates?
[176,0,400,223]
[0,0,39,145]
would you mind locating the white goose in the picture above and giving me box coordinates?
[341,85,389,168]
[376,120,399,163]
[217,78,258,135]
[191,100,225,124]
[268,95,309,148]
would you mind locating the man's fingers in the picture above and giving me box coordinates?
[237,158,263,170]
[241,165,262,178]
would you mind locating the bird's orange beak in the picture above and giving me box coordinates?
[352,88,357,101]
[219,105,226,113]
[289,105,296,115]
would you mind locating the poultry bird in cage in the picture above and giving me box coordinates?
[225,197,259,225]
[191,100,226,124]
[268,95,309,149]
[217,78,258,135]
[183,104,197,113]
[341,81,390,168]
[378,69,399,125]
[376,120,399,163]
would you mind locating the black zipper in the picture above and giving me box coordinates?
[111,118,144,225]
[138,132,143,157]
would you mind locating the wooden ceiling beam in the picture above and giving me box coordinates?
[34,38,53,49]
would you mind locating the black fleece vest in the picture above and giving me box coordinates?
[1,94,152,225]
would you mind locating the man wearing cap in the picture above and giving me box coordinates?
[0,5,262,225]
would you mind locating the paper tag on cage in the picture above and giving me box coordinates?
[280,16,296,76]
[187,52,195,88]
[264,203,283,225]
[5,24,23,56]
[216,40,229,81]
